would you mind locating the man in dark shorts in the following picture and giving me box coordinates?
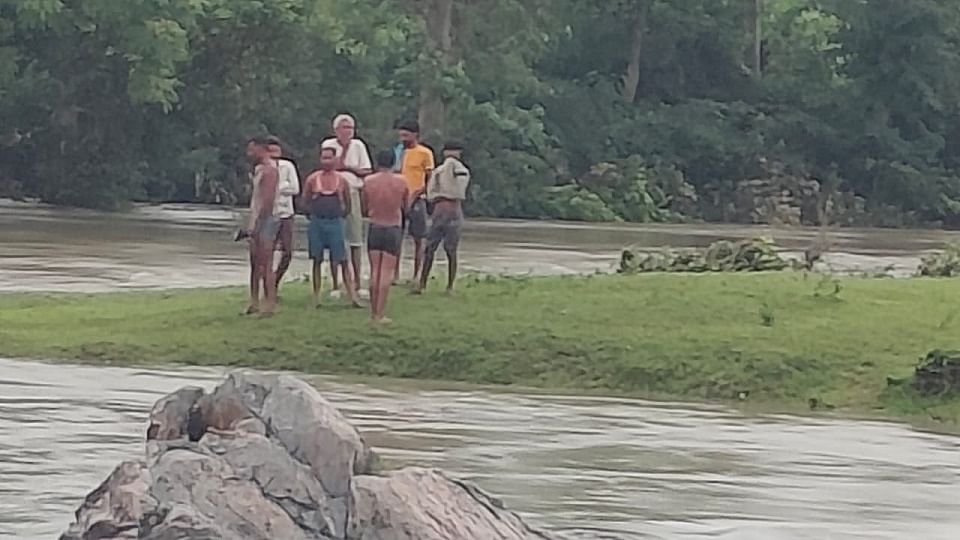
[417,141,471,294]
[244,137,280,317]
[303,147,361,308]
[394,121,434,283]
[266,137,301,295]
[362,150,409,323]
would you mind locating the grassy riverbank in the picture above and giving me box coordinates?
[2,273,959,423]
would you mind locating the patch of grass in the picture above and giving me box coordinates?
[2,273,959,424]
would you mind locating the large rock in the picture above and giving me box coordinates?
[61,371,556,540]
[60,461,153,540]
[349,468,553,540]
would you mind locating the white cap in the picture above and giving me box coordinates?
[333,114,355,128]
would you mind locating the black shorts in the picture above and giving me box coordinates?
[404,198,428,239]
[368,224,402,257]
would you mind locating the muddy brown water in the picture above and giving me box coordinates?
[0,359,958,539]
[2,199,959,291]
[2,201,960,538]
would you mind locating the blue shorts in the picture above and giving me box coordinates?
[308,218,347,263]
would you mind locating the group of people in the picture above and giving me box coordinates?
[243,115,471,323]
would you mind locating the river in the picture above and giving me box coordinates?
[3,199,960,291]
[2,201,960,538]
[1,359,958,539]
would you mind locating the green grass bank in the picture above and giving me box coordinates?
[2,273,959,424]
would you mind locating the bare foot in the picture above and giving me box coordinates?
[243,305,260,316]
[410,287,423,296]
[258,310,275,319]
[444,288,455,296]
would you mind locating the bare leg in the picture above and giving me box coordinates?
[329,259,340,292]
[378,252,399,322]
[311,259,323,307]
[351,246,362,291]
[446,247,458,292]
[418,242,438,294]
[274,245,292,291]
[340,262,362,307]
[368,250,380,320]
[412,237,424,282]
[393,239,402,284]
[259,240,278,316]
[273,219,293,295]
[247,242,260,314]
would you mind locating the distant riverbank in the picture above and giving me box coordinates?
[4,199,960,293]
[2,273,959,425]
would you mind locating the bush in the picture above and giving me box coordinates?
[918,244,960,277]
[539,184,620,222]
[619,238,789,273]
[910,350,960,397]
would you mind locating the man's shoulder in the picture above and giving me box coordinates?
[368,172,406,186]
[259,162,279,174]
[414,144,433,156]
[278,159,297,173]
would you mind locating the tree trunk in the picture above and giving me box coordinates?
[752,0,763,78]
[621,2,650,103]
[419,0,455,142]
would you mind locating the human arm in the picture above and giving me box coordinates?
[360,184,369,218]
[340,175,352,216]
[401,186,411,216]
[425,164,437,201]
[278,160,300,196]
[351,141,373,178]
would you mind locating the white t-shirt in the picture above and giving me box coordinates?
[320,138,372,191]
[274,159,300,219]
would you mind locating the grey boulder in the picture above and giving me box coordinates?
[61,371,556,540]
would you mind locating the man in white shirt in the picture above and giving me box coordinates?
[321,114,372,293]
[267,136,301,295]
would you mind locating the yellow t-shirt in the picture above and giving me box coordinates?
[400,144,435,198]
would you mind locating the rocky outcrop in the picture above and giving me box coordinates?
[61,372,555,540]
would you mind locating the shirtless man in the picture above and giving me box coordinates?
[417,141,471,294]
[303,147,361,308]
[362,150,409,323]
[245,137,280,316]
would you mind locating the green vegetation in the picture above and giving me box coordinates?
[4,1,960,227]
[2,273,959,424]
[919,244,960,277]
[619,238,789,273]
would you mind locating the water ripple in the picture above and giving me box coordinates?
[0,358,958,539]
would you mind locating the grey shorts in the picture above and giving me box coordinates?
[405,199,428,239]
[425,214,463,253]
[254,216,281,244]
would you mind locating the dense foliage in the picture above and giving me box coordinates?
[3,0,960,227]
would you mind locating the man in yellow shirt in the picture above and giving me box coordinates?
[394,120,435,283]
